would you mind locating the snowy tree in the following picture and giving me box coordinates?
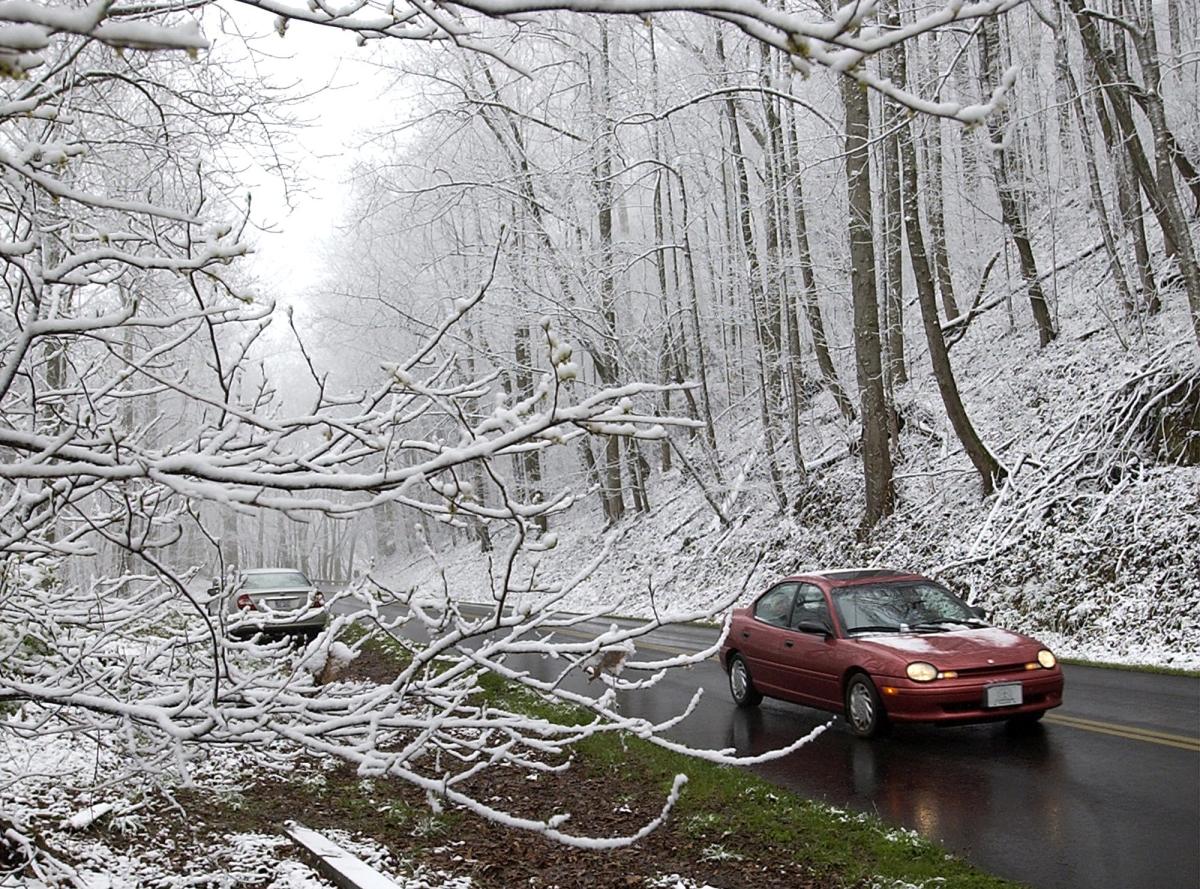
[3,0,1197,880]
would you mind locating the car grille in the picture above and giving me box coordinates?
[952,662,1029,678]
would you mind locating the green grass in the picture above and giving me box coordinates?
[357,628,1022,889]
[574,730,1018,888]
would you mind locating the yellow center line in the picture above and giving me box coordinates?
[1044,713,1200,752]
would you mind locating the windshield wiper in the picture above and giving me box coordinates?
[848,625,903,635]
[913,619,989,632]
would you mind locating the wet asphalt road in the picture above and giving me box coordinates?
[571,618,1199,889]
[355,602,1200,889]
[616,653,1198,889]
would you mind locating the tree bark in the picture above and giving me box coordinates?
[1067,0,1183,269]
[760,43,806,482]
[718,32,787,509]
[841,53,895,532]
[1078,45,1160,311]
[922,84,959,321]
[593,21,626,522]
[1126,0,1200,346]
[895,45,1005,496]
[666,169,721,456]
[784,106,857,422]
[880,0,907,387]
[1062,64,1136,315]
[979,16,1057,347]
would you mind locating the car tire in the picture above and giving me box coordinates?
[845,673,889,738]
[728,655,763,708]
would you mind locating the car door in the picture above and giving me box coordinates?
[773,583,842,709]
[736,583,799,693]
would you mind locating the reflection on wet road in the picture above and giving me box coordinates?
[512,616,1200,889]
[361,600,1200,889]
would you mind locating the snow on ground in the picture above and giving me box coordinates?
[646,877,722,889]
[0,727,470,889]
[374,294,1200,671]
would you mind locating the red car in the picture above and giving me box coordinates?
[719,569,1063,737]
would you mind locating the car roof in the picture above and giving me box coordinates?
[240,567,306,575]
[782,568,927,587]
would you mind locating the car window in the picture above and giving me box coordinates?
[754,583,798,628]
[789,584,831,630]
[834,581,976,633]
[241,571,310,590]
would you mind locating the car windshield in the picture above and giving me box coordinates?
[833,582,980,634]
[241,571,309,590]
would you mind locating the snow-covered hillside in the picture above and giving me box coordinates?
[380,276,1200,671]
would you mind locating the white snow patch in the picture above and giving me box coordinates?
[648,876,724,889]
[287,822,403,889]
[855,635,937,653]
[957,628,1025,648]
[62,802,116,831]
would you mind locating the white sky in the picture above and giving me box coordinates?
[209,4,392,307]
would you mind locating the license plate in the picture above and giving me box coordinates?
[985,682,1023,708]
[269,597,302,610]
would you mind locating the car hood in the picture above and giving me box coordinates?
[855,627,1042,666]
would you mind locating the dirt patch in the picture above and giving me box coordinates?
[47,736,837,889]
[27,643,842,888]
[341,640,409,684]
[156,755,835,889]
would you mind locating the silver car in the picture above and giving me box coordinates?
[209,568,327,639]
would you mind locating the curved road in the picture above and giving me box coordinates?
[516,613,1200,889]
[360,599,1199,888]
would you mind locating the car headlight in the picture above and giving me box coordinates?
[1037,649,1057,669]
[906,662,938,682]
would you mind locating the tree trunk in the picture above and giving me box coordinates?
[1078,45,1160,311]
[880,0,907,387]
[1062,64,1136,315]
[653,172,675,473]
[593,21,626,522]
[760,43,806,482]
[895,46,1005,496]
[1127,0,1200,346]
[667,169,721,455]
[923,94,959,320]
[1052,32,1078,183]
[841,43,895,533]
[626,440,650,513]
[979,16,1057,347]
[514,317,547,533]
[461,307,494,552]
[718,31,787,509]
[1067,0,1183,268]
[784,105,857,422]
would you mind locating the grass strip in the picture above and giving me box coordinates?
[442,642,1021,887]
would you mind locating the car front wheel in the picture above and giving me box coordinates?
[728,655,763,708]
[845,674,889,738]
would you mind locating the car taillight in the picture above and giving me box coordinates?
[236,593,256,610]
[313,591,324,607]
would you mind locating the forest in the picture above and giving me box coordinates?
[0,0,1197,881]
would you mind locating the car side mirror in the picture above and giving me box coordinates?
[795,619,832,637]
[971,605,989,621]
